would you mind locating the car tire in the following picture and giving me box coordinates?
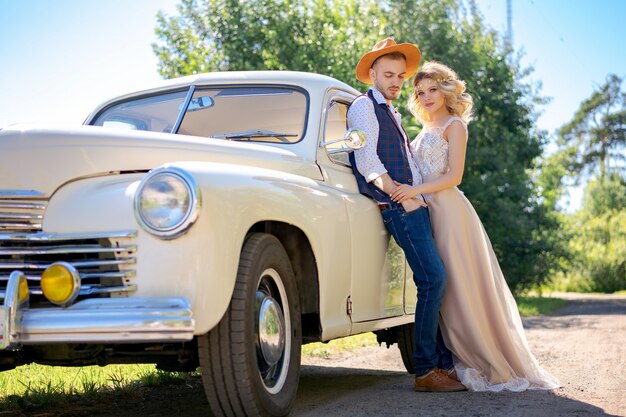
[397,322,415,374]
[198,233,302,417]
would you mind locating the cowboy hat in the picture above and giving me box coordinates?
[356,38,421,84]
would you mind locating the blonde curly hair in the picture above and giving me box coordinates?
[408,61,474,125]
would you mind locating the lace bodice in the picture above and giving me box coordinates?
[410,116,467,177]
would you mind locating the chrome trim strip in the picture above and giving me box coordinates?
[0,223,42,230]
[3,272,136,288]
[0,274,41,281]
[79,283,137,295]
[3,271,134,280]
[2,270,136,282]
[24,283,138,296]
[0,213,43,220]
[80,271,136,279]
[0,230,137,241]
[0,190,45,198]
[0,259,136,270]
[14,297,194,344]
[71,259,137,268]
[0,246,136,256]
[0,202,47,210]
[0,263,51,270]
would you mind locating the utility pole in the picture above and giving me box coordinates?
[505,0,513,51]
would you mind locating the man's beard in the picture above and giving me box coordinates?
[382,89,400,100]
[374,82,400,101]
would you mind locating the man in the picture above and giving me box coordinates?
[348,38,465,392]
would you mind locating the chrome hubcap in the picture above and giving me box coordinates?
[257,295,285,366]
[255,268,291,394]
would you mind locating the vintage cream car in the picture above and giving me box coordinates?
[0,71,418,416]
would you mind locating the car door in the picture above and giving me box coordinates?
[316,90,409,323]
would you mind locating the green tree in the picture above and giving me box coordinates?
[564,173,626,292]
[153,0,561,292]
[542,75,626,293]
[384,0,560,291]
[153,0,385,83]
[559,74,626,180]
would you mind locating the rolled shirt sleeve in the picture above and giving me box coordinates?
[347,95,387,182]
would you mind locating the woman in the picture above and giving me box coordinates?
[390,62,560,392]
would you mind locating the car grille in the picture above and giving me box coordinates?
[0,195,137,307]
[0,197,46,233]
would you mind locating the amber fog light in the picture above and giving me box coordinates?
[18,275,29,304]
[41,262,81,306]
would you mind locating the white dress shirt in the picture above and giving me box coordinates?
[347,87,423,186]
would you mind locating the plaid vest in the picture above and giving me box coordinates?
[349,90,414,203]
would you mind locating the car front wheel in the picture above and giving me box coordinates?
[198,233,302,417]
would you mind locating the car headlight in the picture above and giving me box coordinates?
[134,167,201,239]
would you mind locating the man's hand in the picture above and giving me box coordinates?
[389,180,427,212]
[372,175,426,212]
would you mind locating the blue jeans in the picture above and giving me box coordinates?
[381,204,453,376]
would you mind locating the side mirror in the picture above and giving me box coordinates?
[320,129,367,154]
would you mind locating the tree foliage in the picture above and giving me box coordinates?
[559,74,626,180]
[153,0,562,292]
[153,0,385,83]
[561,173,626,293]
[382,0,559,292]
[540,75,625,293]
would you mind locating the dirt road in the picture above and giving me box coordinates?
[89,293,626,417]
[294,293,626,417]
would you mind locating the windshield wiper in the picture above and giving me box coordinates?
[211,129,298,142]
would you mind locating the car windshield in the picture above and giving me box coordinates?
[91,90,189,133]
[91,86,308,144]
[178,87,307,143]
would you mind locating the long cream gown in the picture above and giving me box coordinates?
[411,117,560,392]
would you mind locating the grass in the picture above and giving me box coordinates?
[302,332,378,358]
[514,294,567,317]
[0,363,198,415]
[0,294,567,414]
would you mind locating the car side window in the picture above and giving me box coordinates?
[324,101,351,166]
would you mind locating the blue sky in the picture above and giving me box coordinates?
[0,0,179,127]
[1,0,625,207]
[475,0,626,133]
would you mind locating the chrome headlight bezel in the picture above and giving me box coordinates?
[134,167,201,239]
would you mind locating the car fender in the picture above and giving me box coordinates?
[144,160,354,335]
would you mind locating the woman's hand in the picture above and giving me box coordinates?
[391,181,421,203]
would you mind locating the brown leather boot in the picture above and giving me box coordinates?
[414,368,467,392]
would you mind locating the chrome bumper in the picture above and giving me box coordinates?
[1,271,195,350]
